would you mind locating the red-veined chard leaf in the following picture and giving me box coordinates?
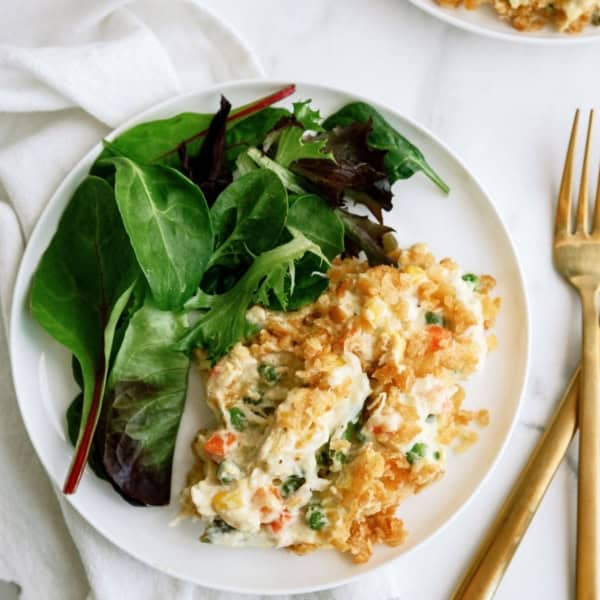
[96,85,297,168]
[101,299,190,505]
[102,156,213,311]
[323,102,450,193]
[30,176,139,494]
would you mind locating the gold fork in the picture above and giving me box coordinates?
[554,109,600,600]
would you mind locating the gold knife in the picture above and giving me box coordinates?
[451,368,579,599]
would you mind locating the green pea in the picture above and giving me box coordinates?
[317,447,332,467]
[281,475,306,498]
[406,442,427,465]
[201,518,235,542]
[306,506,328,531]
[258,363,278,382]
[425,311,444,326]
[228,407,247,431]
[243,396,262,405]
[462,273,479,286]
[434,451,441,460]
[217,460,240,484]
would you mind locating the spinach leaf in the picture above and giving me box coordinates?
[209,169,288,266]
[178,231,327,361]
[103,156,213,311]
[30,176,139,494]
[225,107,291,164]
[323,102,449,193]
[287,194,344,260]
[102,299,190,505]
[98,113,213,166]
[270,194,344,310]
[179,96,232,204]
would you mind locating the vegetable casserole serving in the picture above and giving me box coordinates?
[437,0,600,32]
[181,244,500,563]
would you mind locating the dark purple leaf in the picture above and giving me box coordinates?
[179,95,232,204]
[290,120,392,223]
[335,209,395,266]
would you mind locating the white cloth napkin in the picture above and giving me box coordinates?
[0,3,408,599]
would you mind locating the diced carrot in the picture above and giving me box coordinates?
[203,431,237,461]
[372,425,385,435]
[427,325,452,351]
[270,510,291,533]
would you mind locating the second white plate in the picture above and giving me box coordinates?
[409,0,600,44]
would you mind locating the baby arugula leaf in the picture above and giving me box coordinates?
[30,176,139,494]
[323,102,449,193]
[102,156,213,311]
[101,299,190,506]
[178,230,327,361]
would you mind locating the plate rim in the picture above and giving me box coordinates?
[9,77,531,595]
[408,0,600,45]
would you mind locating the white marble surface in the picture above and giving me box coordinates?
[198,0,599,598]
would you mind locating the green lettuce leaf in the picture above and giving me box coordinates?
[178,230,328,361]
[30,176,139,494]
[100,299,190,506]
[274,126,333,168]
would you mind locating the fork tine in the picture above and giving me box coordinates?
[556,110,580,237]
[594,162,600,234]
[576,110,594,234]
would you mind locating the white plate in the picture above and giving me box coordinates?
[10,80,529,595]
[409,0,600,44]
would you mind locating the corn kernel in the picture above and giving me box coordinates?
[212,490,243,512]
[404,265,424,281]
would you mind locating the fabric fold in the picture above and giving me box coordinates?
[0,2,264,599]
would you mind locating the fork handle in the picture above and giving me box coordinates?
[450,368,578,600]
[577,284,600,600]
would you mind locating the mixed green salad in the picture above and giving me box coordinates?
[30,84,449,506]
